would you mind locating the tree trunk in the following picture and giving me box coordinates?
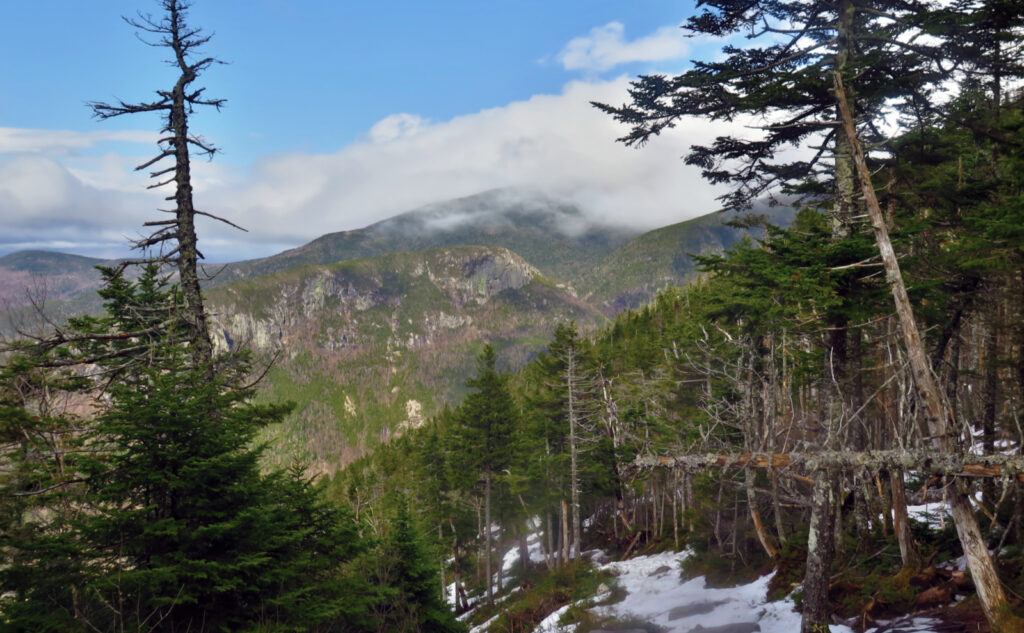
[171,92,213,370]
[713,481,724,550]
[745,469,777,558]
[686,472,695,532]
[518,527,529,573]
[879,473,893,538]
[567,348,582,562]
[801,472,837,633]
[771,471,788,548]
[890,470,923,577]
[476,503,483,584]
[673,470,680,551]
[602,377,633,538]
[453,542,467,611]
[982,298,999,505]
[635,449,1024,479]
[561,498,570,565]
[485,472,493,604]
[545,512,555,570]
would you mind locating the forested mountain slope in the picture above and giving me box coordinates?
[337,201,1024,632]
[205,244,606,472]
[2,189,780,332]
[0,251,115,308]
[1,195,789,472]
[576,204,796,314]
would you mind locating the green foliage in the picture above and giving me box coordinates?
[366,497,467,633]
[0,267,402,633]
[573,207,795,314]
[449,344,518,486]
[202,245,608,471]
[595,0,948,210]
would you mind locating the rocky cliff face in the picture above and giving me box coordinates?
[205,245,603,474]
[210,247,544,354]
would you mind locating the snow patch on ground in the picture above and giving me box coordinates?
[469,614,499,633]
[451,524,953,633]
[587,551,824,633]
[531,549,948,633]
[501,527,547,575]
[533,604,574,633]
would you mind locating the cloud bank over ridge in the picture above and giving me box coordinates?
[1,23,733,262]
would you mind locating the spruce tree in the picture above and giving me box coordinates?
[0,357,93,633]
[2,2,386,630]
[449,344,516,604]
[372,498,466,633]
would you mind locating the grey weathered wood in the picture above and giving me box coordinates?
[632,450,1024,480]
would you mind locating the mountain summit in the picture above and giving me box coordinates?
[211,189,639,285]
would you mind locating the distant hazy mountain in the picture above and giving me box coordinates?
[0,188,632,327]
[211,189,639,286]
[0,251,113,308]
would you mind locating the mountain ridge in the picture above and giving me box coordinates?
[210,188,639,285]
[1,189,794,469]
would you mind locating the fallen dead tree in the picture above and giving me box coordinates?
[631,450,1024,482]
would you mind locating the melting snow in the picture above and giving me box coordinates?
[457,526,951,632]
[582,551,820,633]
[525,549,948,633]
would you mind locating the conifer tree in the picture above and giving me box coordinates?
[593,3,995,630]
[449,344,516,604]
[372,498,466,633]
[547,324,598,562]
[1,2,389,631]
[0,358,93,633]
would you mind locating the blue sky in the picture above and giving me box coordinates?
[1,0,737,261]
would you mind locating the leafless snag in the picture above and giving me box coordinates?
[88,0,241,372]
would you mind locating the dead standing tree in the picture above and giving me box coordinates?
[89,0,242,371]
[832,72,1024,633]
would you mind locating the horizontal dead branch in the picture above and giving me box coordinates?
[632,450,1024,481]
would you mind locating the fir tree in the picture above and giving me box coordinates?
[0,357,93,633]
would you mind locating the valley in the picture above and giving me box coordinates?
[1,188,782,470]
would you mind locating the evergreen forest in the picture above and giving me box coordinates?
[4,1,1024,632]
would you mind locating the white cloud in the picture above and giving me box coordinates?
[368,113,429,143]
[197,76,733,257]
[1,76,740,262]
[0,127,157,155]
[557,22,688,72]
[0,155,162,259]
